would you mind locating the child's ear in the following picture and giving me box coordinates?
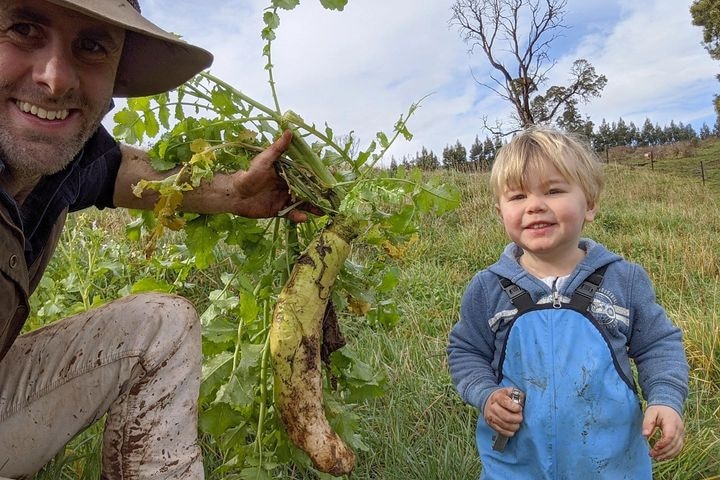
[494,203,502,218]
[585,201,598,222]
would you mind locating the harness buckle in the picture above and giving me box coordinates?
[574,281,599,300]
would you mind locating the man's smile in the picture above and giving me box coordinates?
[15,100,70,121]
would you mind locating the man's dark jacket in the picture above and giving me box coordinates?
[0,128,121,361]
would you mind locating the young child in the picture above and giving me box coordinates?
[447,126,689,479]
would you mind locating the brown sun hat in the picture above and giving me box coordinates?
[44,0,214,97]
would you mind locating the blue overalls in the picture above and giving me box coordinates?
[477,267,652,479]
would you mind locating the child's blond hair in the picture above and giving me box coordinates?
[490,126,604,206]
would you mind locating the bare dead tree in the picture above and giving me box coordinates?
[451,0,607,135]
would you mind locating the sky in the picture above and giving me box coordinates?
[117,0,720,164]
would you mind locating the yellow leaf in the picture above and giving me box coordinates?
[348,297,371,315]
[132,179,150,198]
[382,234,418,259]
[161,216,186,231]
[190,138,211,153]
[236,130,258,142]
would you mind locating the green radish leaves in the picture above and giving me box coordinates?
[272,0,348,10]
[319,0,349,11]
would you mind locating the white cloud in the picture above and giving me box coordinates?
[560,0,718,127]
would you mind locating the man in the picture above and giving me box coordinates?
[0,0,304,477]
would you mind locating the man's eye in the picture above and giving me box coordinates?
[78,38,101,52]
[10,22,36,37]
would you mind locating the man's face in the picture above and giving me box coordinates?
[0,0,125,184]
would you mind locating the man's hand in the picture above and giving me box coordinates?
[484,387,524,436]
[643,405,685,461]
[228,130,308,223]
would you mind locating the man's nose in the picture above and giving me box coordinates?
[33,44,80,97]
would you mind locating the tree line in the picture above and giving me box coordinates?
[391,116,718,172]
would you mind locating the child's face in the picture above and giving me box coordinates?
[496,163,596,262]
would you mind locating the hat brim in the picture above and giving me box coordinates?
[44,0,214,97]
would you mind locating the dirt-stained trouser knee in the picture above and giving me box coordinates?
[0,293,204,479]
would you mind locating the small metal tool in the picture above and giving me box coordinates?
[492,388,523,452]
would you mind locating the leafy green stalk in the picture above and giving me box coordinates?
[111,1,462,476]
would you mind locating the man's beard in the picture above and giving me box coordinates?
[0,127,93,182]
[0,84,108,184]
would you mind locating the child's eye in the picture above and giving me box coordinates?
[508,193,526,201]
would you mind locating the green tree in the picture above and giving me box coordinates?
[655,121,669,144]
[593,119,612,151]
[555,97,594,136]
[615,118,630,146]
[442,140,468,170]
[691,0,720,113]
[415,147,440,170]
[451,0,607,133]
[639,118,657,146]
[692,0,720,59]
[699,121,713,139]
[482,137,496,169]
[469,135,484,169]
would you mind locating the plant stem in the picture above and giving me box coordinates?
[256,302,272,461]
[201,72,280,120]
[264,7,282,115]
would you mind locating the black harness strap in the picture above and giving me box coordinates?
[568,265,608,312]
[499,264,609,313]
[498,277,535,312]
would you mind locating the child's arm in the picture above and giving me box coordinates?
[643,405,685,461]
[627,265,688,411]
[448,273,501,412]
[625,264,689,460]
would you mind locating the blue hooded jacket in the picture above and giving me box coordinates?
[448,239,688,479]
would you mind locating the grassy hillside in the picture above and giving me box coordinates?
[603,137,720,189]
[30,162,719,479]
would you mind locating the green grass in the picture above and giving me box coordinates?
[29,163,720,479]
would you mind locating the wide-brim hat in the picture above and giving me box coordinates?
[45,0,214,97]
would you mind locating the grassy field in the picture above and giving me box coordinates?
[334,164,720,480]
[29,160,720,479]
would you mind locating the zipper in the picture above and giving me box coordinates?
[551,277,562,308]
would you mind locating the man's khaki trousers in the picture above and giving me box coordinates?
[0,293,204,479]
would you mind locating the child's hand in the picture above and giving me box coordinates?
[483,387,524,436]
[642,405,685,461]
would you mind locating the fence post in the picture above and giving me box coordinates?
[700,161,706,185]
[650,151,654,170]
